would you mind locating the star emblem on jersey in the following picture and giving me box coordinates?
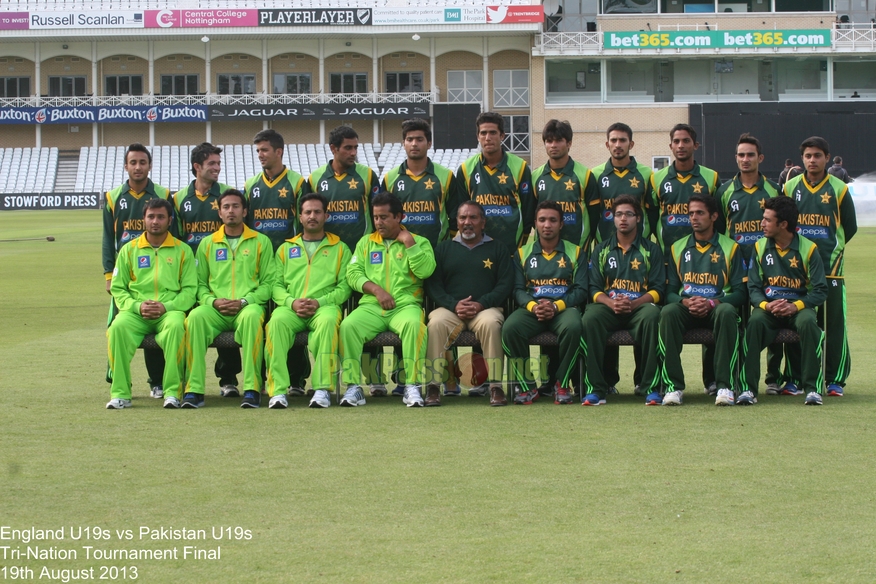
[166,257,174,264]
[789,256,800,268]
[557,257,567,268]
[396,252,404,260]
[759,199,766,209]
[347,178,359,189]
[424,178,435,190]
[630,258,641,270]
[210,200,219,210]
[710,251,720,263]
[564,179,575,191]
[821,193,831,204]
[692,182,704,194]
[278,187,289,198]
[483,258,493,269]
[497,173,509,185]
[629,177,640,188]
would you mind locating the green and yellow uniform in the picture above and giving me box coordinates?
[716,174,780,263]
[382,159,463,248]
[108,233,196,401]
[502,239,587,390]
[590,157,653,242]
[339,229,436,386]
[649,162,721,254]
[531,157,598,249]
[308,162,379,251]
[743,234,827,396]
[659,231,745,393]
[582,233,665,397]
[784,174,857,386]
[245,167,310,252]
[173,180,235,252]
[265,234,351,396]
[457,151,535,250]
[185,225,276,395]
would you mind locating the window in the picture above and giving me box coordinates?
[272,73,311,94]
[48,76,87,97]
[385,72,423,93]
[330,72,367,94]
[0,77,30,98]
[493,70,529,108]
[217,74,256,95]
[105,75,143,96]
[501,115,530,153]
[160,74,199,95]
[447,70,482,103]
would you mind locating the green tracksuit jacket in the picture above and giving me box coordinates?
[111,233,197,315]
[272,233,353,310]
[195,225,276,307]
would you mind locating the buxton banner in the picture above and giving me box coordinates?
[604,30,831,50]
[208,103,428,121]
[0,105,208,125]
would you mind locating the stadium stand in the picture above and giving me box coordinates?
[0,147,59,194]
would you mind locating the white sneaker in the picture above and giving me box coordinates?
[269,394,288,409]
[804,391,823,406]
[220,385,240,398]
[715,388,735,406]
[309,389,331,409]
[736,391,757,405]
[150,385,164,399]
[163,396,181,409]
[402,385,424,407]
[765,383,781,395]
[369,383,388,397]
[340,386,366,407]
[106,398,132,409]
[704,382,717,396]
[662,390,683,406]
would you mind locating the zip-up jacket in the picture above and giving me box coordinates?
[589,233,665,304]
[748,233,827,311]
[111,233,196,315]
[514,238,587,312]
[195,225,275,308]
[667,230,745,307]
[273,233,352,310]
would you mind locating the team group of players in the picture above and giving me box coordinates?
[103,112,856,409]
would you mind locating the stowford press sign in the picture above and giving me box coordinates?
[208,103,428,120]
[0,105,208,124]
[604,30,830,50]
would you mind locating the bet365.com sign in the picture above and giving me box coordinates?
[604,29,830,50]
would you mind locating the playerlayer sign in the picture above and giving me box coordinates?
[1,193,100,210]
[0,105,208,124]
[258,9,372,26]
[604,30,830,50]
[209,103,428,120]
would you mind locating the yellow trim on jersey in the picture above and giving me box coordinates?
[261,168,289,189]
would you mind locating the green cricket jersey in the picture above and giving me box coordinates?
[531,157,598,249]
[649,162,721,253]
[588,233,665,304]
[102,180,171,278]
[748,233,827,311]
[667,230,745,307]
[514,239,587,312]
[308,161,379,251]
[273,233,352,310]
[590,157,653,242]
[382,159,463,248]
[195,225,275,308]
[457,151,535,250]
[173,181,235,252]
[783,174,857,277]
[245,167,310,252]
[716,173,780,262]
[111,233,196,315]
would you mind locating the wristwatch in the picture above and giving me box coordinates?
[239,298,249,307]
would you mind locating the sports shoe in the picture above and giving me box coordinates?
[662,390,683,406]
[537,381,557,397]
[309,389,331,408]
[827,384,844,397]
[704,382,717,396]
[288,386,305,397]
[369,384,387,397]
[581,393,605,406]
[106,398,132,409]
[555,387,573,405]
[513,387,539,405]
[765,382,781,395]
[468,383,490,397]
[645,392,662,406]
[443,384,461,397]
[805,392,823,406]
[736,391,757,405]
[608,385,619,395]
[163,396,181,409]
[241,390,260,409]
[150,385,164,399]
[269,394,288,409]
[402,385,424,407]
[391,385,405,397]
[781,382,802,396]
[340,386,366,407]
[181,393,204,408]
[425,385,441,407]
[715,388,735,406]
[489,386,508,406]
[634,385,649,397]
[220,385,240,398]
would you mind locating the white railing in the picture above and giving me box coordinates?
[535,32,601,51]
[0,92,434,108]
[833,27,876,49]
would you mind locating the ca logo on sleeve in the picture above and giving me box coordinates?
[370,251,383,264]
[216,249,228,262]
[138,256,151,268]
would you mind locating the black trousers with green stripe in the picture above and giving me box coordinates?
[502,308,582,390]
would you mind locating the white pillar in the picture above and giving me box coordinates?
[92,42,98,147]
[34,42,41,148]
[148,41,155,148]
[319,39,325,143]
[827,56,834,101]
[482,37,489,111]
[262,39,268,95]
[429,37,436,101]
[372,37,379,141]
[204,41,211,94]
[600,59,607,103]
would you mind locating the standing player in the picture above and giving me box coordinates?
[173,143,240,396]
[783,136,857,396]
[457,112,535,251]
[102,143,171,399]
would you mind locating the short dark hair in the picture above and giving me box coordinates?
[535,200,563,220]
[737,133,762,155]
[799,136,830,157]
[190,142,222,177]
[457,200,485,220]
[689,192,717,216]
[670,123,698,144]
[785,158,794,166]
[402,118,432,143]
[329,125,358,149]
[542,119,573,143]
[125,142,152,165]
[299,192,328,213]
[476,111,505,135]
[833,156,843,164]
[143,197,172,217]
[764,195,798,233]
[253,129,284,151]
[218,188,248,210]
[606,122,633,141]
[371,191,403,217]
[613,194,641,219]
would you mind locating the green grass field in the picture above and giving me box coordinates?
[1,210,874,583]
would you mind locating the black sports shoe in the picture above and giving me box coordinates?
[181,392,204,408]
[241,390,260,409]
